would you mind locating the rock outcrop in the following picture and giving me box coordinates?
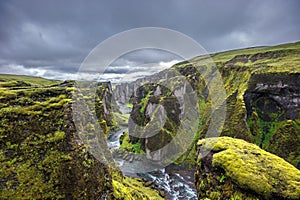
[195,137,300,199]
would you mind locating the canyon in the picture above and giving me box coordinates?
[0,41,299,199]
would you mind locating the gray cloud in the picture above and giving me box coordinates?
[0,0,299,81]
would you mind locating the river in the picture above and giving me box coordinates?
[106,102,198,200]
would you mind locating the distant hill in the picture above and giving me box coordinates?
[0,74,61,87]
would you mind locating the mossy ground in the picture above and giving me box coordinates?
[112,176,163,200]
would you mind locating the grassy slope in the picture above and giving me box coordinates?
[194,41,300,66]
[0,74,61,87]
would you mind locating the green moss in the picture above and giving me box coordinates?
[125,103,133,108]
[120,131,145,154]
[139,91,152,113]
[0,84,114,199]
[0,89,17,100]
[197,137,300,199]
[112,177,163,200]
[46,131,66,142]
[267,120,300,166]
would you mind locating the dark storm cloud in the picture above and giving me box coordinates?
[0,0,299,80]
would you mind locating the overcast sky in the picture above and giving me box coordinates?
[0,0,299,82]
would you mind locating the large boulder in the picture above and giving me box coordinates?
[195,137,300,199]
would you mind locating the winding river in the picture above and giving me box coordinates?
[106,103,198,200]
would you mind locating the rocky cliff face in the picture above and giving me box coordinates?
[243,73,300,166]
[114,42,300,168]
[113,68,178,104]
[244,73,300,121]
[115,67,200,163]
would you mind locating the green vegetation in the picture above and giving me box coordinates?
[112,177,163,200]
[139,91,152,113]
[247,111,285,148]
[113,112,130,127]
[192,41,300,68]
[267,119,300,166]
[120,131,144,154]
[0,74,61,87]
[196,137,300,199]
[125,102,133,108]
[219,174,226,183]
[0,80,116,199]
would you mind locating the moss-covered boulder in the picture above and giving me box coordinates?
[195,137,300,200]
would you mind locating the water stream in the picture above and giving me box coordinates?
[106,103,198,200]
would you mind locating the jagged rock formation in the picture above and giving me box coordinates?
[117,69,199,163]
[113,69,175,105]
[195,137,300,199]
[115,41,300,167]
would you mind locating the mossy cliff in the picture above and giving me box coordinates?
[0,78,116,199]
[114,41,300,167]
[195,137,300,200]
[126,83,182,161]
[0,76,163,199]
